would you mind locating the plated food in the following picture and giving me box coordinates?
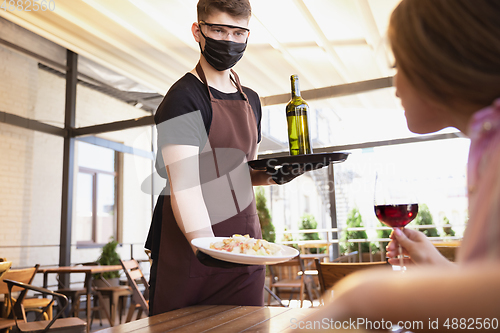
[210,234,282,256]
[192,236,299,265]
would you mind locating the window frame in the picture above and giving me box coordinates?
[75,150,122,248]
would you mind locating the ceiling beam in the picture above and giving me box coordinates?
[293,0,351,82]
[72,115,155,137]
[128,0,290,96]
[50,3,180,83]
[257,132,464,159]
[355,0,392,77]
[249,14,320,89]
[0,110,66,137]
[89,0,195,69]
[0,9,171,93]
[251,39,369,49]
[261,76,393,106]
[0,36,67,71]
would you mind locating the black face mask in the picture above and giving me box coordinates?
[199,29,247,71]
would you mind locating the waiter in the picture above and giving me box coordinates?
[145,0,303,315]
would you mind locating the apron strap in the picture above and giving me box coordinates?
[230,69,249,102]
[195,62,248,102]
[195,62,215,101]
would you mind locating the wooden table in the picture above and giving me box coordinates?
[39,265,122,333]
[98,305,317,332]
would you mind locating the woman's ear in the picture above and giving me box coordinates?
[192,22,201,43]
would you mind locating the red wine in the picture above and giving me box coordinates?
[375,204,418,228]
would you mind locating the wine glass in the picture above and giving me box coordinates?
[374,174,418,271]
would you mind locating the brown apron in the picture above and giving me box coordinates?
[151,63,265,314]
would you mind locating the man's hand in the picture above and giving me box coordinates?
[266,164,305,185]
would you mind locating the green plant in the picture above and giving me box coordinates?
[255,187,275,243]
[299,214,320,241]
[372,222,392,252]
[95,237,121,279]
[340,208,370,254]
[299,214,325,253]
[414,204,439,237]
[376,222,392,239]
[442,216,456,237]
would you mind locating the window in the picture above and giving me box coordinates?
[75,141,120,245]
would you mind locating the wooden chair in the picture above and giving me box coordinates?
[91,275,132,326]
[55,268,111,327]
[20,266,55,322]
[331,251,359,263]
[315,259,390,296]
[56,262,130,327]
[4,279,86,333]
[0,261,26,332]
[432,243,459,262]
[55,282,106,325]
[120,259,149,322]
[0,265,34,332]
[435,246,457,262]
[144,250,152,267]
[267,255,314,308]
[299,243,330,263]
[0,261,11,280]
[0,265,54,327]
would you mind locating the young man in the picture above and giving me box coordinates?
[145,0,303,315]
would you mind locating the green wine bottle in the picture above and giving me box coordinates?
[286,75,313,155]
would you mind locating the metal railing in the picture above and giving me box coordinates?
[275,224,464,262]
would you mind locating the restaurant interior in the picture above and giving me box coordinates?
[0,0,469,332]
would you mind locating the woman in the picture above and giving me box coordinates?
[386,0,500,266]
[300,0,500,328]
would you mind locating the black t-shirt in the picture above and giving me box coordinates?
[146,72,262,257]
[154,73,262,177]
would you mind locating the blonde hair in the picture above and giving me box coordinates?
[388,0,500,109]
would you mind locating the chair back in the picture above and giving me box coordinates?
[315,259,389,294]
[120,259,149,315]
[0,265,39,294]
[144,249,153,267]
[331,251,359,263]
[0,261,12,280]
[4,279,86,332]
[267,255,315,307]
[268,256,305,282]
[434,246,458,262]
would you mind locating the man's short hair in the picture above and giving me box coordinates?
[197,0,252,22]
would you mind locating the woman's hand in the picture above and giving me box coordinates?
[386,228,454,267]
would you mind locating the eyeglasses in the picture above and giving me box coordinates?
[199,21,250,43]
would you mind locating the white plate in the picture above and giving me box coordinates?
[191,237,299,265]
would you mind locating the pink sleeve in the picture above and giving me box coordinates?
[459,134,500,263]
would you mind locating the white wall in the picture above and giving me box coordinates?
[0,43,154,286]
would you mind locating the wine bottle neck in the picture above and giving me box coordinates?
[291,76,301,98]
